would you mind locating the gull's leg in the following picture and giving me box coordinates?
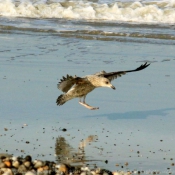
[79,95,99,110]
[82,95,86,103]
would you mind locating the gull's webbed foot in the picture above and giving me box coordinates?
[79,102,99,110]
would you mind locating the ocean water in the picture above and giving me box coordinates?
[0,0,175,44]
[0,0,175,174]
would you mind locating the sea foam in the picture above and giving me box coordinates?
[0,0,175,24]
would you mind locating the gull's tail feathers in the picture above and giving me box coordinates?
[56,94,74,106]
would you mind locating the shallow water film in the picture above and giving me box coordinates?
[1,0,175,174]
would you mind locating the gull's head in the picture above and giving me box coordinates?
[100,78,116,89]
[87,75,115,89]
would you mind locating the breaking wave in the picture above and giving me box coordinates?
[0,0,175,24]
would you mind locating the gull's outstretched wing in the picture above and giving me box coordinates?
[57,75,87,93]
[102,62,150,81]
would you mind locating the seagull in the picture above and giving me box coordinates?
[56,62,150,110]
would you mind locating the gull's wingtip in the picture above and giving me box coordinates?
[136,62,151,71]
[143,62,151,68]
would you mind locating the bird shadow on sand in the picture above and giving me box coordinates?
[83,108,175,120]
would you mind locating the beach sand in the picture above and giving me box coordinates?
[0,31,175,174]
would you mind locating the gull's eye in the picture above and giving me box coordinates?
[106,81,109,84]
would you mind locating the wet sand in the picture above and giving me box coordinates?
[0,31,175,174]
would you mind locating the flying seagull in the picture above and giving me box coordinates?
[56,62,150,110]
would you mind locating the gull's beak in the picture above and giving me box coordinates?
[110,85,116,90]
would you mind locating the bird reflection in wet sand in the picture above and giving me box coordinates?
[56,62,150,110]
[55,137,74,163]
[55,135,98,165]
[55,135,110,175]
